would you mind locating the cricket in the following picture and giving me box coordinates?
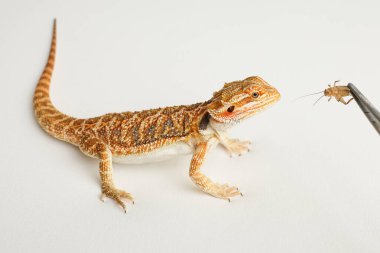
[299,80,354,105]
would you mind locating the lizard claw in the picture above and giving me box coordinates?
[101,185,134,212]
[223,139,252,157]
[207,183,242,200]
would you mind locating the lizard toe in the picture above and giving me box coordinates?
[101,186,133,212]
[209,183,242,200]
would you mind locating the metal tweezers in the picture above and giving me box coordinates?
[347,83,380,135]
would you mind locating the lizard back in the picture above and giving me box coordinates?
[77,103,210,155]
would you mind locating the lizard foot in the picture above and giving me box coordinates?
[207,183,242,201]
[223,139,251,157]
[100,186,134,213]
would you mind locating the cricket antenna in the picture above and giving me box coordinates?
[294,91,324,101]
[313,94,325,106]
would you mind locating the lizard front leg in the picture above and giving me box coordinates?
[189,141,242,200]
[79,136,133,212]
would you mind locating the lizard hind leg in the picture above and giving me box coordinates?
[79,136,134,212]
[189,141,242,201]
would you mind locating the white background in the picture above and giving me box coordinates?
[1,0,379,252]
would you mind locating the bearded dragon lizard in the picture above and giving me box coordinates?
[33,20,281,212]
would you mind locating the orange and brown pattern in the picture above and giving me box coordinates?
[33,20,211,155]
[33,20,281,212]
[75,102,211,155]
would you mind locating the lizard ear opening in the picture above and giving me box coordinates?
[199,112,211,130]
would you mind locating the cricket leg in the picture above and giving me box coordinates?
[79,135,133,212]
[347,98,354,104]
[339,97,354,105]
[189,141,242,201]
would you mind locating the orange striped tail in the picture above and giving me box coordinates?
[33,19,79,143]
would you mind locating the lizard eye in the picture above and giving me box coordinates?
[252,92,259,98]
[227,106,235,112]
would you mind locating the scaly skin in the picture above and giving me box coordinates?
[33,20,281,212]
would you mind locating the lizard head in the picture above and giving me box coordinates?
[207,76,280,127]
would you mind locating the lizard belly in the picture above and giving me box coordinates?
[112,142,194,164]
